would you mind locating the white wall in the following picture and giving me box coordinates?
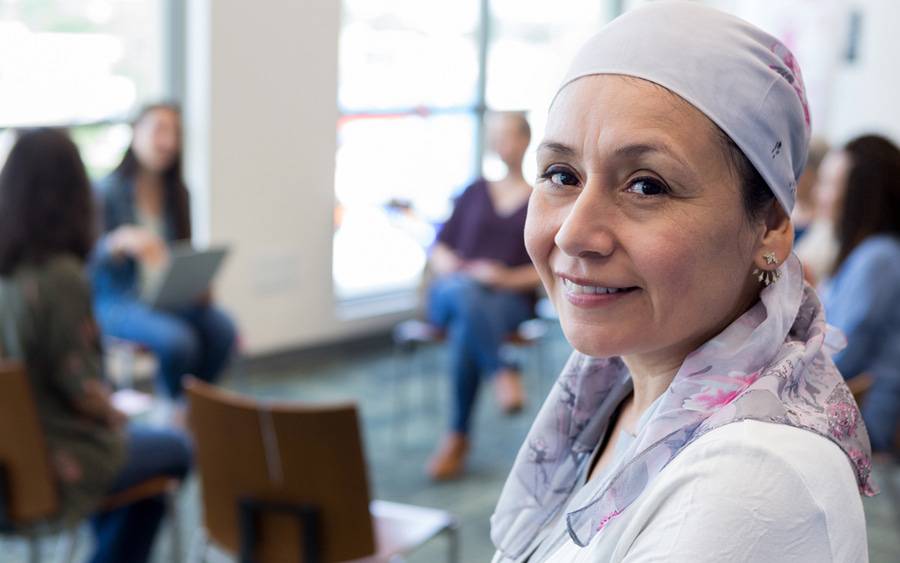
[184,0,411,355]
[709,0,900,145]
[826,0,900,145]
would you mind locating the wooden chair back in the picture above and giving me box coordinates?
[185,377,376,562]
[0,361,58,527]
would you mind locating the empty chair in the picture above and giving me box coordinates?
[185,377,458,563]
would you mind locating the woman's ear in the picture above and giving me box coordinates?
[752,200,794,272]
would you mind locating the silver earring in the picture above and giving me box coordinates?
[754,253,781,286]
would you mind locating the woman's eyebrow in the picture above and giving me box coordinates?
[612,142,689,168]
[537,141,578,158]
[538,140,690,169]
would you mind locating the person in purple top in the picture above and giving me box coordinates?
[426,112,541,480]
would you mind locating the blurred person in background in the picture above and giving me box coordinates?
[796,141,846,284]
[821,134,900,455]
[791,137,829,241]
[425,111,541,480]
[91,104,237,402]
[0,128,191,563]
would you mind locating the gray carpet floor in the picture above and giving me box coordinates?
[2,326,898,562]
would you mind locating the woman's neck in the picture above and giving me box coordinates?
[134,168,165,216]
[502,160,525,183]
[620,356,680,415]
[622,284,761,416]
[136,166,163,185]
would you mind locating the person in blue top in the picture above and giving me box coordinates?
[91,104,237,401]
[821,134,900,454]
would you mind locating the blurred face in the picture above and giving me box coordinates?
[814,150,850,223]
[487,113,530,167]
[526,76,763,366]
[131,107,181,173]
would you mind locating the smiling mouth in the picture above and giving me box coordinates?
[561,278,639,295]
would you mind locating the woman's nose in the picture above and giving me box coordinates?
[553,185,616,260]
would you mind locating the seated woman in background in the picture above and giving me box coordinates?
[821,134,900,454]
[490,3,873,561]
[0,128,191,563]
[92,103,236,400]
[426,111,541,480]
[796,141,845,284]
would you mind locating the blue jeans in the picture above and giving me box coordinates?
[97,300,237,398]
[89,425,192,563]
[860,369,900,452]
[428,275,533,435]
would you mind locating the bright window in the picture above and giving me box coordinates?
[0,0,170,177]
[334,0,612,302]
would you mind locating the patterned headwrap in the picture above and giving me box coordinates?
[551,0,811,213]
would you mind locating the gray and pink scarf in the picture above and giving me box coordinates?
[491,255,876,560]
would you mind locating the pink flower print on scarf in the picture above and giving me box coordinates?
[826,384,861,440]
[683,371,762,412]
[491,255,875,561]
[770,43,810,126]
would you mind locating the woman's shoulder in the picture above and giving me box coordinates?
[656,420,864,527]
[456,177,489,200]
[94,170,130,199]
[622,421,866,561]
[844,235,900,271]
[677,420,857,479]
[18,255,89,296]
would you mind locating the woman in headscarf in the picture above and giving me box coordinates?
[490,3,874,561]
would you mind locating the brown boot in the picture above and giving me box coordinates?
[494,368,525,414]
[426,433,470,481]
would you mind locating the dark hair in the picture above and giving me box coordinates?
[719,131,776,223]
[114,102,191,239]
[0,128,95,275]
[622,76,777,221]
[832,134,900,273]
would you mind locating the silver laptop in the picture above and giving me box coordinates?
[142,244,229,311]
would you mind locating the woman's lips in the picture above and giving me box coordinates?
[558,275,640,308]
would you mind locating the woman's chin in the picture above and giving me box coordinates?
[562,328,632,359]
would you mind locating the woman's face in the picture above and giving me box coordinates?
[527,75,765,366]
[813,150,850,223]
[488,113,530,167]
[131,107,181,173]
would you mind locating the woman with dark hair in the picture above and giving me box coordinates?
[821,134,900,454]
[0,128,191,563]
[92,104,236,400]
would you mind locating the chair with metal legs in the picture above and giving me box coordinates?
[390,315,551,444]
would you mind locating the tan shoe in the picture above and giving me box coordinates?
[494,368,525,414]
[426,433,470,481]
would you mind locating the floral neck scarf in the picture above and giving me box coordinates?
[491,255,875,560]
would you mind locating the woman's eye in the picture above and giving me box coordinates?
[625,177,668,196]
[541,167,579,187]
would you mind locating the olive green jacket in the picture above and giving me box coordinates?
[0,255,126,524]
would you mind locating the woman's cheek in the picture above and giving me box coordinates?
[524,195,553,266]
[525,194,565,289]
